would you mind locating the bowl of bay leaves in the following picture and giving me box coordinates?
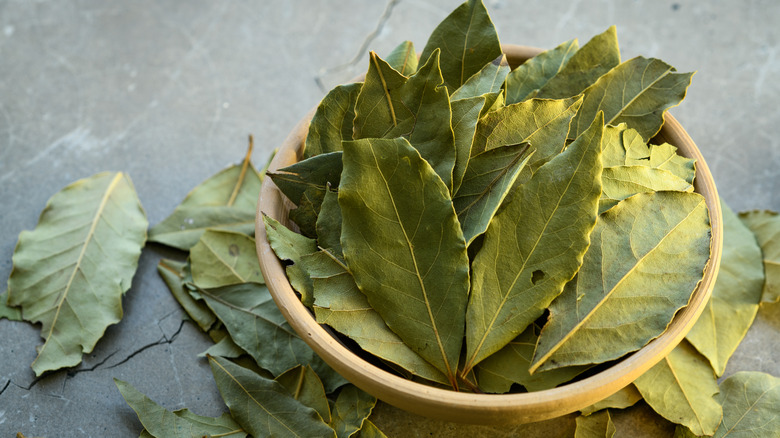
[256,0,722,426]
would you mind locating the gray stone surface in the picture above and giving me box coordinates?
[0,0,778,436]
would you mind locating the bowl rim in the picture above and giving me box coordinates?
[255,44,723,425]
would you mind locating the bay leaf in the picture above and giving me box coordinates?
[0,290,22,321]
[505,39,578,104]
[475,323,589,393]
[149,144,263,250]
[198,282,347,393]
[714,371,780,437]
[385,40,418,76]
[157,258,216,333]
[304,250,448,384]
[532,191,711,373]
[276,365,332,423]
[599,165,693,213]
[568,56,694,141]
[263,215,318,307]
[339,137,470,386]
[7,172,147,376]
[419,0,502,93]
[289,185,327,238]
[633,340,722,436]
[208,355,337,438]
[200,334,245,359]
[452,142,533,245]
[190,230,263,288]
[304,83,362,159]
[464,113,604,373]
[450,55,509,101]
[534,26,620,99]
[353,50,456,190]
[673,425,700,438]
[451,95,488,193]
[686,201,764,376]
[267,151,343,206]
[315,189,343,257]
[631,142,696,184]
[580,385,643,416]
[575,410,616,438]
[114,378,247,438]
[356,420,387,438]
[739,210,780,304]
[330,385,377,438]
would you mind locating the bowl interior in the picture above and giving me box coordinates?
[255,44,723,425]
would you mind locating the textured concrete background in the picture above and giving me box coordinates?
[1,1,778,436]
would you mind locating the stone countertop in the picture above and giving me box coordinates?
[1,1,778,436]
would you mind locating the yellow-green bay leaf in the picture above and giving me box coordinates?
[276,365,332,424]
[580,385,643,416]
[739,210,780,304]
[263,215,318,307]
[451,95,488,193]
[505,39,578,104]
[339,137,470,386]
[575,410,616,438]
[190,230,263,288]
[599,165,692,213]
[7,172,147,376]
[532,191,711,373]
[714,371,780,437]
[357,420,388,438]
[464,113,604,373]
[384,40,417,76]
[0,290,21,321]
[304,83,362,159]
[450,55,509,101]
[329,385,377,438]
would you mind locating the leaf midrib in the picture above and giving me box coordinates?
[604,62,673,127]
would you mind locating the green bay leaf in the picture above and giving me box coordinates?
[329,385,377,438]
[505,38,578,104]
[200,334,245,359]
[339,137,470,386]
[574,410,616,438]
[190,230,263,288]
[157,259,216,333]
[714,371,780,437]
[7,172,147,376]
[385,40,417,76]
[451,95,488,193]
[276,365,332,424]
[356,420,388,438]
[267,151,343,206]
[580,384,643,416]
[304,83,362,159]
[289,185,327,238]
[464,113,604,373]
[315,189,343,257]
[633,340,722,436]
[739,210,780,304]
[600,165,693,213]
[451,55,509,101]
[208,355,337,438]
[0,290,22,321]
[532,191,711,373]
[263,215,318,307]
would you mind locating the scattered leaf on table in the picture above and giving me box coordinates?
[633,340,722,436]
[339,137,470,386]
[451,95,488,193]
[148,143,263,250]
[686,201,763,376]
[190,230,263,288]
[452,142,533,245]
[575,410,616,438]
[114,378,246,438]
[739,210,780,304]
[599,165,692,213]
[419,0,502,93]
[580,384,643,416]
[267,151,343,206]
[7,172,147,376]
[532,191,711,373]
[276,365,332,423]
[534,26,620,99]
[451,55,509,101]
[464,114,604,373]
[568,56,694,141]
[356,420,388,438]
[714,371,780,437]
[505,39,578,104]
[305,250,448,384]
[0,290,22,321]
[208,355,337,438]
[384,40,417,76]
[315,189,344,257]
[330,385,377,438]
[263,215,319,307]
[157,258,216,333]
[304,83,362,159]
[198,282,346,393]
[201,334,245,359]
[353,50,456,190]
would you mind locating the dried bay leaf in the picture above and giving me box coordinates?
[356,420,388,438]
[114,378,246,438]
[304,83,362,159]
[419,0,502,93]
[339,137,470,386]
[201,334,245,359]
[686,201,763,376]
[208,355,337,438]
[569,56,694,142]
[198,282,347,393]
[0,290,22,321]
[263,215,318,307]
[385,40,417,76]
[452,142,533,245]
[189,230,263,288]
[7,172,147,375]
[289,185,327,238]
[631,142,696,184]
[268,151,343,207]
[157,259,216,333]
[505,39,578,104]
[330,385,377,438]
[534,26,620,100]
[450,55,509,101]
[451,95,488,193]
[276,365,332,423]
[600,166,692,213]
[739,210,780,304]
[464,114,604,373]
[574,410,616,438]
[713,371,780,437]
[532,191,711,373]
[316,189,344,257]
[353,50,456,190]
[633,340,722,436]
[580,385,643,416]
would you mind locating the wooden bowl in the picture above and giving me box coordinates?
[255,45,723,425]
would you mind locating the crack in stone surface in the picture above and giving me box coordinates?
[107,319,186,370]
[314,0,401,93]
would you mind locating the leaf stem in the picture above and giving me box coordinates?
[227,135,254,207]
